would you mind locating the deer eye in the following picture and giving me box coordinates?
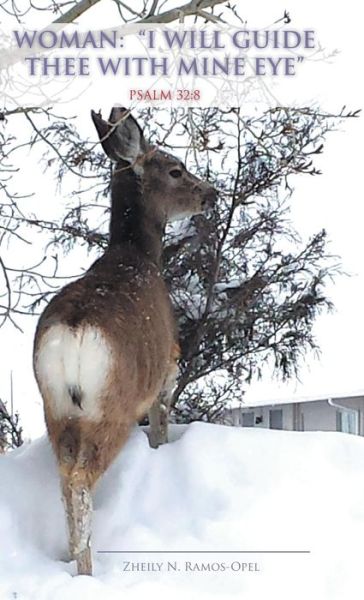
[170,169,182,178]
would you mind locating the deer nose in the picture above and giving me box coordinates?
[201,188,217,211]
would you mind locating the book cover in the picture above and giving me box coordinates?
[0,1,362,598]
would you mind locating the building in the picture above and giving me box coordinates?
[224,391,364,436]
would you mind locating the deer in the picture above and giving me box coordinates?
[32,107,216,576]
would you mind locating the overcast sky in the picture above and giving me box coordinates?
[1,0,363,437]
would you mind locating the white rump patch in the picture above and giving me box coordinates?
[35,324,112,420]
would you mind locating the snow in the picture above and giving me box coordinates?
[165,219,196,243]
[1,423,364,599]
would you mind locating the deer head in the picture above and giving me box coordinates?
[91,107,216,223]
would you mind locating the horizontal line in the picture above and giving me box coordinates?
[97,551,311,555]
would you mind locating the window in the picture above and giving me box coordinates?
[242,412,255,427]
[269,409,283,430]
[336,409,359,435]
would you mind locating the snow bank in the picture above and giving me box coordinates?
[1,423,364,600]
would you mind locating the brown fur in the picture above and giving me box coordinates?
[34,244,176,484]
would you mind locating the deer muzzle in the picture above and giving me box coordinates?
[201,187,217,211]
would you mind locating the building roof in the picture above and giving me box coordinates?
[240,389,364,408]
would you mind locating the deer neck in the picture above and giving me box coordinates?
[109,164,164,265]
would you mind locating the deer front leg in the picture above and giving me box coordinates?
[159,385,173,444]
[148,343,180,448]
[147,389,173,448]
[148,398,162,449]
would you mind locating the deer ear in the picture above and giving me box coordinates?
[91,107,147,165]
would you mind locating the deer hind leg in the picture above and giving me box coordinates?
[56,419,132,576]
[58,424,93,575]
[61,472,93,575]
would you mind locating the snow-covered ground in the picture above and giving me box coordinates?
[1,423,363,600]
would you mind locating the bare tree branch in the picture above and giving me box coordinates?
[0,398,23,451]
[52,0,228,24]
[139,0,227,23]
[53,0,102,23]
